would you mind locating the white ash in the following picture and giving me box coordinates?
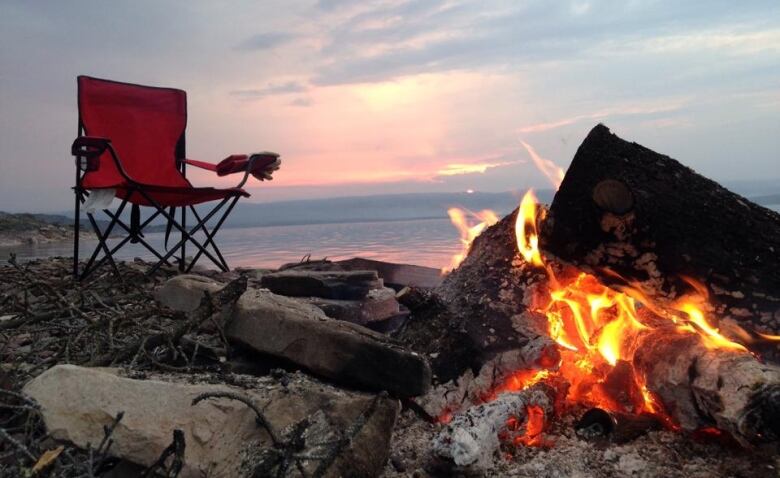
[385,407,780,478]
[414,345,552,419]
[432,385,553,467]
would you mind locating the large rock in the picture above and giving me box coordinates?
[260,270,382,300]
[24,365,400,478]
[227,289,431,397]
[153,274,223,313]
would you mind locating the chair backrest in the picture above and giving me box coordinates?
[78,76,190,189]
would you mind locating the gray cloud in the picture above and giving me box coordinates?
[312,0,780,85]
[289,97,313,107]
[236,32,294,50]
[230,81,308,99]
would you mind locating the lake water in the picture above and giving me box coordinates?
[0,218,462,270]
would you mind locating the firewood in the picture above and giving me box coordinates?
[431,383,555,467]
[542,124,780,336]
[632,327,780,445]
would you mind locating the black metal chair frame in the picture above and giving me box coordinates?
[72,137,261,280]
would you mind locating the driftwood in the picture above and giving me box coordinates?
[542,124,780,335]
[90,276,247,367]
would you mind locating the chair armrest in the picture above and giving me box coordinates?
[71,136,138,183]
[183,153,281,187]
[72,136,111,171]
[181,158,218,172]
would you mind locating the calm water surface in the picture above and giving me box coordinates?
[0,218,461,269]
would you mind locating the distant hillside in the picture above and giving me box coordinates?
[219,191,556,228]
[0,212,76,247]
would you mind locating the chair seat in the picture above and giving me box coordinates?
[108,184,249,207]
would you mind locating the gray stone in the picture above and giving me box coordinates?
[153,274,223,313]
[303,287,401,324]
[24,365,399,478]
[227,289,431,397]
[260,270,382,300]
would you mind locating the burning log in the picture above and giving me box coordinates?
[431,383,556,467]
[632,327,780,446]
[542,124,780,336]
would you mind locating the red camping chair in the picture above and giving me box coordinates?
[71,76,280,279]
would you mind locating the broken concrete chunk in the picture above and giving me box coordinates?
[260,270,383,300]
[153,274,223,313]
[23,365,399,478]
[303,287,401,324]
[227,289,431,396]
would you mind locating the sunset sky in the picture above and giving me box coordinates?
[1,0,779,212]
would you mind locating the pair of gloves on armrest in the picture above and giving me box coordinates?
[186,152,281,181]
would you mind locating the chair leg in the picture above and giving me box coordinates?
[185,197,238,272]
[141,194,231,276]
[180,204,186,272]
[80,199,128,279]
[73,188,81,279]
[102,209,174,267]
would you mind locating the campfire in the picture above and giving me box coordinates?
[418,124,780,469]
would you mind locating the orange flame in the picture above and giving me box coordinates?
[508,190,751,421]
[443,207,499,274]
[515,190,544,267]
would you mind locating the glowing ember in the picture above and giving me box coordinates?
[443,207,499,274]
[514,405,547,447]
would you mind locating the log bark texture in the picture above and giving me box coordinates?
[542,124,780,335]
[633,327,780,446]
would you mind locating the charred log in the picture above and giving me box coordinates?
[575,407,661,443]
[542,124,780,336]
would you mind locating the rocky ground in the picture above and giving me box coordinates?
[0,257,778,477]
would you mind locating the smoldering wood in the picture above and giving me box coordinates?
[542,124,780,336]
[431,383,555,467]
[632,327,780,446]
[575,407,662,444]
